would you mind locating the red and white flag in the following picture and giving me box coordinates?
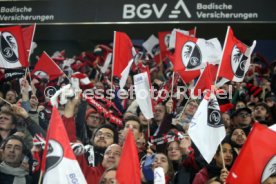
[112,31,136,88]
[227,123,276,184]
[32,52,64,81]
[158,31,171,62]
[116,129,141,184]
[169,27,197,50]
[188,91,226,163]
[71,72,93,90]
[192,63,218,97]
[22,24,36,61]
[169,53,201,85]
[0,26,28,68]
[174,32,222,71]
[41,107,87,184]
[217,27,256,83]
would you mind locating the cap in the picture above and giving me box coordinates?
[232,107,252,118]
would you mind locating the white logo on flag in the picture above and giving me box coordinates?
[45,140,64,173]
[181,41,202,70]
[0,32,19,63]
[231,45,248,79]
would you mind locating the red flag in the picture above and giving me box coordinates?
[112,31,135,78]
[227,123,276,184]
[217,27,256,83]
[41,107,87,184]
[192,64,218,97]
[168,27,197,50]
[174,32,222,71]
[32,52,64,81]
[158,31,171,62]
[71,72,94,90]
[22,24,36,61]
[170,53,200,84]
[112,31,136,88]
[116,130,141,184]
[0,26,28,68]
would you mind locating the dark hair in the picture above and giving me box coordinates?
[124,115,143,132]
[155,152,175,180]
[1,135,27,155]
[0,110,17,125]
[215,139,232,156]
[255,102,270,114]
[93,123,118,144]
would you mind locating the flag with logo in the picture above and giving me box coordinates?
[217,27,256,83]
[22,24,36,61]
[227,123,276,184]
[112,31,137,88]
[174,32,222,71]
[142,34,160,64]
[116,129,141,184]
[169,51,200,85]
[158,31,171,62]
[168,27,197,50]
[0,26,28,68]
[32,51,64,81]
[41,107,87,184]
[191,63,218,97]
[188,91,226,163]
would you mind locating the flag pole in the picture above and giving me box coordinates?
[214,26,230,86]
[177,95,191,121]
[219,143,226,169]
[38,171,43,184]
[0,96,13,106]
[110,31,116,102]
[170,72,175,98]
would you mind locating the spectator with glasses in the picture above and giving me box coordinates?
[78,144,121,184]
[85,107,105,143]
[231,107,253,135]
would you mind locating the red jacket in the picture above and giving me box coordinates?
[192,167,208,184]
[63,116,106,183]
[77,154,105,184]
[62,116,77,142]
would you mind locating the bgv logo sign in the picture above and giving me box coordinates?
[122,0,191,19]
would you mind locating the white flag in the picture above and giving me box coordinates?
[154,167,166,184]
[142,34,159,58]
[188,91,226,163]
[100,53,112,73]
[134,72,154,119]
[169,28,190,50]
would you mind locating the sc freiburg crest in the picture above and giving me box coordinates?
[231,45,248,78]
[207,98,223,128]
[261,155,276,183]
[0,32,19,63]
[164,33,171,49]
[181,41,202,70]
[45,140,64,173]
